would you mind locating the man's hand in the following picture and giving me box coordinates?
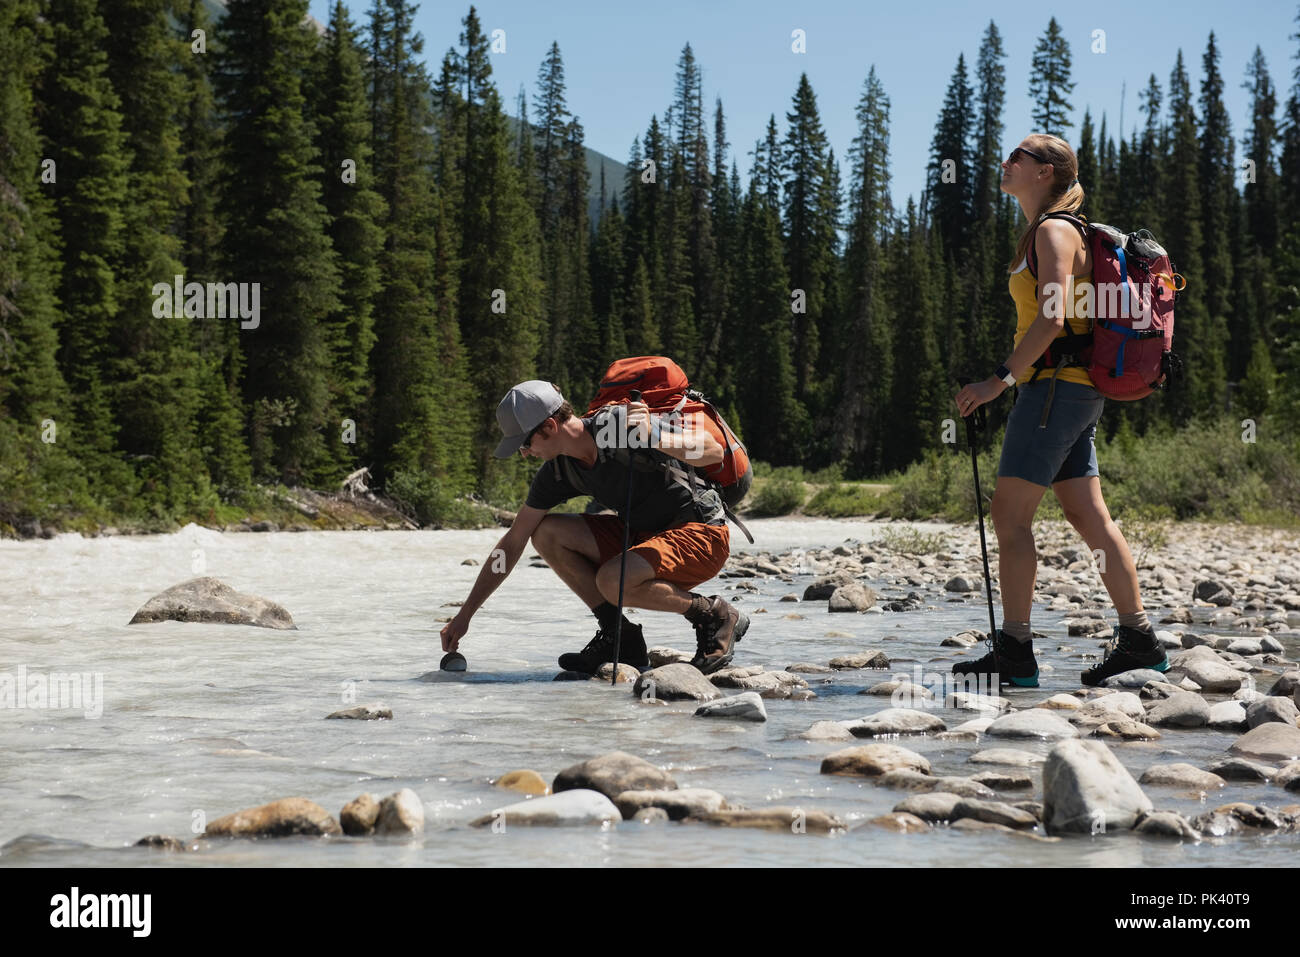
[440,610,470,652]
[624,400,652,448]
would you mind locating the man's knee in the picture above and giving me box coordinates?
[595,554,653,603]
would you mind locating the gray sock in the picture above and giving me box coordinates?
[1001,619,1033,643]
[1118,610,1152,633]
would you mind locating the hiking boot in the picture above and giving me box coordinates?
[690,596,749,675]
[951,630,1040,688]
[1081,625,1169,687]
[558,621,649,674]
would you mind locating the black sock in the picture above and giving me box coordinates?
[593,602,624,634]
[684,593,712,625]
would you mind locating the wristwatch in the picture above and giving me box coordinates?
[994,364,1016,387]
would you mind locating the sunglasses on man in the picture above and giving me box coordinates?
[520,418,550,452]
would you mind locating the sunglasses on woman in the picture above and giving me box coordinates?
[1007,146,1050,165]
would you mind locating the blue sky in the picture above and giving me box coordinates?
[310,0,1300,214]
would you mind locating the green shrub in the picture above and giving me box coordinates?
[877,527,948,555]
[747,477,806,516]
[805,482,889,517]
[386,470,489,528]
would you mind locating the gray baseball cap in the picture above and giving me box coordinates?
[493,380,565,458]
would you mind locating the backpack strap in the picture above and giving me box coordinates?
[1027,212,1088,280]
[1026,211,1092,377]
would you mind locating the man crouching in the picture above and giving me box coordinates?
[439,380,748,675]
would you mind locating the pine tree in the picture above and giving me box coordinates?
[1198,33,1238,382]
[1240,47,1280,358]
[178,0,251,494]
[1165,50,1215,419]
[0,0,88,521]
[310,0,386,478]
[1029,17,1075,136]
[39,0,136,509]
[102,0,211,513]
[928,54,975,261]
[216,0,341,483]
[369,0,474,492]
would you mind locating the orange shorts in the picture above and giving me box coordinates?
[581,516,730,590]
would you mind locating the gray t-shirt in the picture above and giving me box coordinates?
[524,409,726,532]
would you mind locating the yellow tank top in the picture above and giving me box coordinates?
[1009,259,1095,387]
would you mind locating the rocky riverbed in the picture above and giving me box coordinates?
[0,516,1297,866]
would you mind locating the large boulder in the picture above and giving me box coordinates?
[203,797,341,838]
[828,583,877,612]
[829,651,890,670]
[1041,739,1153,835]
[694,692,767,722]
[1245,696,1300,729]
[632,663,720,702]
[128,576,296,630]
[1144,692,1210,728]
[844,709,946,737]
[375,788,424,835]
[471,790,620,828]
[552,751,676,801]
[340,794,380,836]
[1137,764,1226,790]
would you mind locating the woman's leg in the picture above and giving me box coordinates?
[1052,475,1142,615]
[990,476,1049,623]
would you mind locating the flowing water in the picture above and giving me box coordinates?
[1,519,1296,867]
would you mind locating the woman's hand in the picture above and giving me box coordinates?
[954,377,1006,417]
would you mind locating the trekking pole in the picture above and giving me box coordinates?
[609,389,642,685]
[960,383,998,643]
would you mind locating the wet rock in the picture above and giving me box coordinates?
[495,770,549,796]
[1144,692,1210,728]
[868,812,930,832]
[936,717,993,741]
[553,670,592,681]
[647,646,693,667]
[1092,719,1162,741]
[1138,764,1226,790]
[779,594,800,603]
[340,794,380,836]
[951,798,1039,830]
[1104,668,1175,689]
[1205,802,1293,830]
[986,710,1078,740]
[1079,692,1144,719]
[803,571,854,601]
[204,797,342,838]
[128,576,296,630]
[326,705,392,721]
[1228,723,1300,762]
[1154,630,1183,650]
[690,807,845,833]
[1190,810,1243,837]
[863,678,934,702]
[1180,657,1246,693]
[844,708,945,737]
[614,788,727,821]
[1041,739,1153,834]
[1207,700,1249,731]
[1134,811,1201,840]
[941,632,980,648]
[633,807,669,824]
[821,743,931,777]
[1193,579,1234,605]
[593,662,641,683]
[695,691,767,722]
[1266,671,1300,698]
[893,792,962,822]
[969,748,1045,768]
[135,835,186,851]
[471,789,620,827]
[711,668,809,699]
[1226,638,1264,656]
[970,770,1034,791]
[946,691,1012,712]
[876,770,995,798]
[829,583,877,612]
[800,720,855,741]
[552,751,677,801]
[829,651,890,670]
[1203,758,1276,782]
[1246,696,1300,729]
[1140,680,1186,700]
[632,663,721,702]
[944,576,975,592]
[786,662,834,674]
[1274,763,1300,792]
[1037,694,1083,710]
[376,788,424,835]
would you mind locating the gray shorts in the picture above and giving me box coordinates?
[997,379,1104,488]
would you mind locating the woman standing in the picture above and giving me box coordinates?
[951,133,1168,689]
